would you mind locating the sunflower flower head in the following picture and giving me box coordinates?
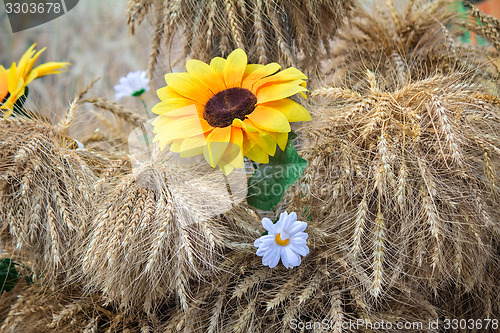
[152,49,311,175]
[0,43,70,117]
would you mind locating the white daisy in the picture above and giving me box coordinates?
[254,211,309,269]
[114,70,150,100]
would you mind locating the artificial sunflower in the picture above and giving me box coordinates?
[0,44,70,117]
[152,49,311,175]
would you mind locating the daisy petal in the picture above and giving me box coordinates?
[284,246,301,268]
[223,49,247,88]
[287,221,307,235]
[254,234,275,248]
[269,251,281,268]
[281,247,290,268]
[262,218,276,234]
[293,245,310,257]
[291,232,309,241]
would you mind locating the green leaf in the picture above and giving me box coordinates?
[0,258,19,294]
[247,132,308,211]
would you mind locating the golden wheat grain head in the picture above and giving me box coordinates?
[0,117,98,286]
[127,0,354,81]
[324,0,498,90]
[77,157,261,313]
[289,71,500,306]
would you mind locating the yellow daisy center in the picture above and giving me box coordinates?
[275,233,290,246]
[203,87,257,128]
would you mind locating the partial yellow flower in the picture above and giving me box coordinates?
[0,44,70,117]
[152,49,311,175]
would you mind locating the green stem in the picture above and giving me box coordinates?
[138,95,150,118]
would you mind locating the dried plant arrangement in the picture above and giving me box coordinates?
[127,0,354,78]
[1,1,500,332]
[325,0,499,90]
[291,71,500,295]
[78,159,261,313]
[0,116,98,285]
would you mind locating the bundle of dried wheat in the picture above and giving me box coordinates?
[127,0,353,78]
[325,0,498,89]
[159,248,445,333]
[289,72,500,303]
[1,245,444,333]
[0,117,98,284]
[78,158,261,313]
[0,281,135,333]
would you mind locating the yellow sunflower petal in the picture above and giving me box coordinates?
[179,135,207,158]
[153,114,212,148]
[232,118,259,133]
[152,98,196,116]
[247,105,291,133]
[17,44,37,76]
[276,132,288,151]
[253,67,308,92]
[256,80,308,104]
[1,86,24,112]
[246,129,277,156]
[242,63,281,90]
[25,69,40,86]
[203,127,232,167]
[260,99,311,122]
[7,63,20,93]
[170,139,183,152]
[218,145,244,175]
[0,66,8,100]
[31,61,70,81]
[210,57,226,76]
[219,161,236,176]
[223,49,247,88]
[242,133,269,164]
[231,127,244,149]
[165,72,213,103]
[157,86,190,101]
[24,48,45,76]
[186,59,226,94]
[242,64,263,80]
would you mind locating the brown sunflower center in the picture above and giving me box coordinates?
[203,87,257,128]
